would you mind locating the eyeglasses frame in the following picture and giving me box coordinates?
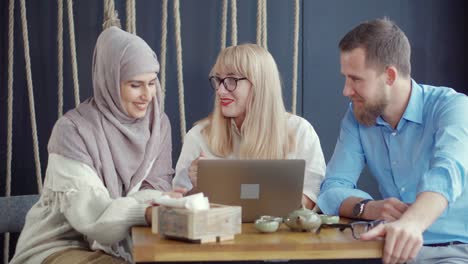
[315,219,386,240]
[208,76,248,92]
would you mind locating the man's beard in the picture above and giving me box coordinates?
[353,93,388,126]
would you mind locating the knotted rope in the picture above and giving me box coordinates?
[20,0,43,192]
[220,0,228,49]
[58,0,63,117]
[291,0,300,114]
[103,0,121,29]
[160,0,168,110]
[4,0,15,262]
[126,0,136,34]
[256,0,267,49]
[66,0,81,106]
[230,0,237,46]
[173,0,186,141]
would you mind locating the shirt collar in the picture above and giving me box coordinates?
[401,79,423,125]
[375,79,423,126]
[230,118,242,136]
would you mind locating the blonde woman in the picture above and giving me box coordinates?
[173,44,326,209]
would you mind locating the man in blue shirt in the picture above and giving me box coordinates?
[318,18,468,264]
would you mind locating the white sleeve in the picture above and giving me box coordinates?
[172,127,204,190]
[295,120,326,203]
[47,154,164,245]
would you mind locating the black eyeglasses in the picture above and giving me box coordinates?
[315,219,386,240]
[209,76,248,92]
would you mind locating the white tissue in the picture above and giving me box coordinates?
[152,193,210,211]
[185,193,210,211]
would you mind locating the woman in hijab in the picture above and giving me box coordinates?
[173,44,326,210]
[10,27,180,264]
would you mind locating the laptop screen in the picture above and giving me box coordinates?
[197,159,305,222]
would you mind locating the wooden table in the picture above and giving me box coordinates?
[132,223,383,263]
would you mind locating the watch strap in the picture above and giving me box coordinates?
[354,199,372,218]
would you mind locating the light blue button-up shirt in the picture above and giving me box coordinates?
[318,80,468,244]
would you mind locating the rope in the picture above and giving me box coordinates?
[6,0,14,205]
[20,0,43,193]
[262,0,267,49]
[58,0,63,118]
[4,0,15,262]
[256,0,261,45]
[291,0,300,114]
[220,0,227,49]
[256,0,267,49]
[126,0,136,34]
[173,0,186,142]
[103,0,121,29]
[230,0,237,46]
[159,0,168,110]
[66,0,81,106]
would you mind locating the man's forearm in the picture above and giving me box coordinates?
[339,197,367,218]
[339,192,444,223]
[399,191,447,231]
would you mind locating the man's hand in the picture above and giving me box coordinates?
[360,219,423,264]
[363,198,409,221]
[360,192,447,264]
[188,152,205,187]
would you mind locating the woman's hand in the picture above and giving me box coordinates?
[188,152,205,187]
[145,206,153,225]
[302,194,316,209]
[144,188,187,224]
[163,187,187,198]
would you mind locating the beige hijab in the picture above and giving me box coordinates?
[48,27,173,198]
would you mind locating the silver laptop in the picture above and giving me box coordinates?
[197,159,305,222]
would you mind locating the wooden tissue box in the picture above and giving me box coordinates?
[152,203,241,243]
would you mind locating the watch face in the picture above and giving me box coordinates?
[352,203,362,217]
[352,199,371,218]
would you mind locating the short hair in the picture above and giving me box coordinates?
[339,18,411,77]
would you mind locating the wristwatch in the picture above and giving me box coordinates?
[352,199,372,219]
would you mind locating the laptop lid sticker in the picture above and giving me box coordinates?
[240,184,259,199]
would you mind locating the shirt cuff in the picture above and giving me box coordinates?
[318,187,373,215]
[126,203,150,226]
[129,189,164,203]
[418,167,454,204]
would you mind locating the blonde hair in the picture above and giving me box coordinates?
[202,43,293,158]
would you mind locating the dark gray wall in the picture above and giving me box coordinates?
[1,0,467,261]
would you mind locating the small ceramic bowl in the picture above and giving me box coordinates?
[319,214,340,224]
[254,216,283,233]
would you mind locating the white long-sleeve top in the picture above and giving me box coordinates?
[10,154,164,264]
[173,114,326,203]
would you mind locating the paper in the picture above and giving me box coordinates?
[152,193,210,211]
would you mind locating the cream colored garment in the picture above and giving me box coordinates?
[173,114,326,203]
[10,154,164,264]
